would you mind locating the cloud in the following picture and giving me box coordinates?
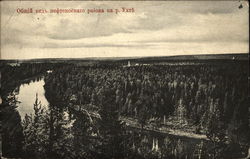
[46,15,132,40]
[173,1,240,14]
[42,42,153,48]
[1,1,249,59]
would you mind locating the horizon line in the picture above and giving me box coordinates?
[0,52,248,61]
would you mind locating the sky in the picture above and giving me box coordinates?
[1,1,249,59]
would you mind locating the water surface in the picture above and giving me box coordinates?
[16,79,48,119]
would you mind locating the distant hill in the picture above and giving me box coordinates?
[0,53,248,64]
[130,53,248,61]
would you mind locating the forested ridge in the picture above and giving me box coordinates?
[1,60,249,159]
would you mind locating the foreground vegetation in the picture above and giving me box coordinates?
[1,59,249,159]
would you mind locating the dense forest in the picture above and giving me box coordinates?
[1,59,249,159]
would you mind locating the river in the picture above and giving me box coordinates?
[16,78,49,120]
[13,78,247,159]
[13,78,206,158]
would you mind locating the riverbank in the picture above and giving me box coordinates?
[120,116,208,141]
[17,73,45,85]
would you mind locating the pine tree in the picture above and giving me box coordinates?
[22,94,49,157]
[2,93,24,158]
[206,99,227,159]
[98,86,125,158]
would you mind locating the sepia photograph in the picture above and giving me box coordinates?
[0,0,249,159]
